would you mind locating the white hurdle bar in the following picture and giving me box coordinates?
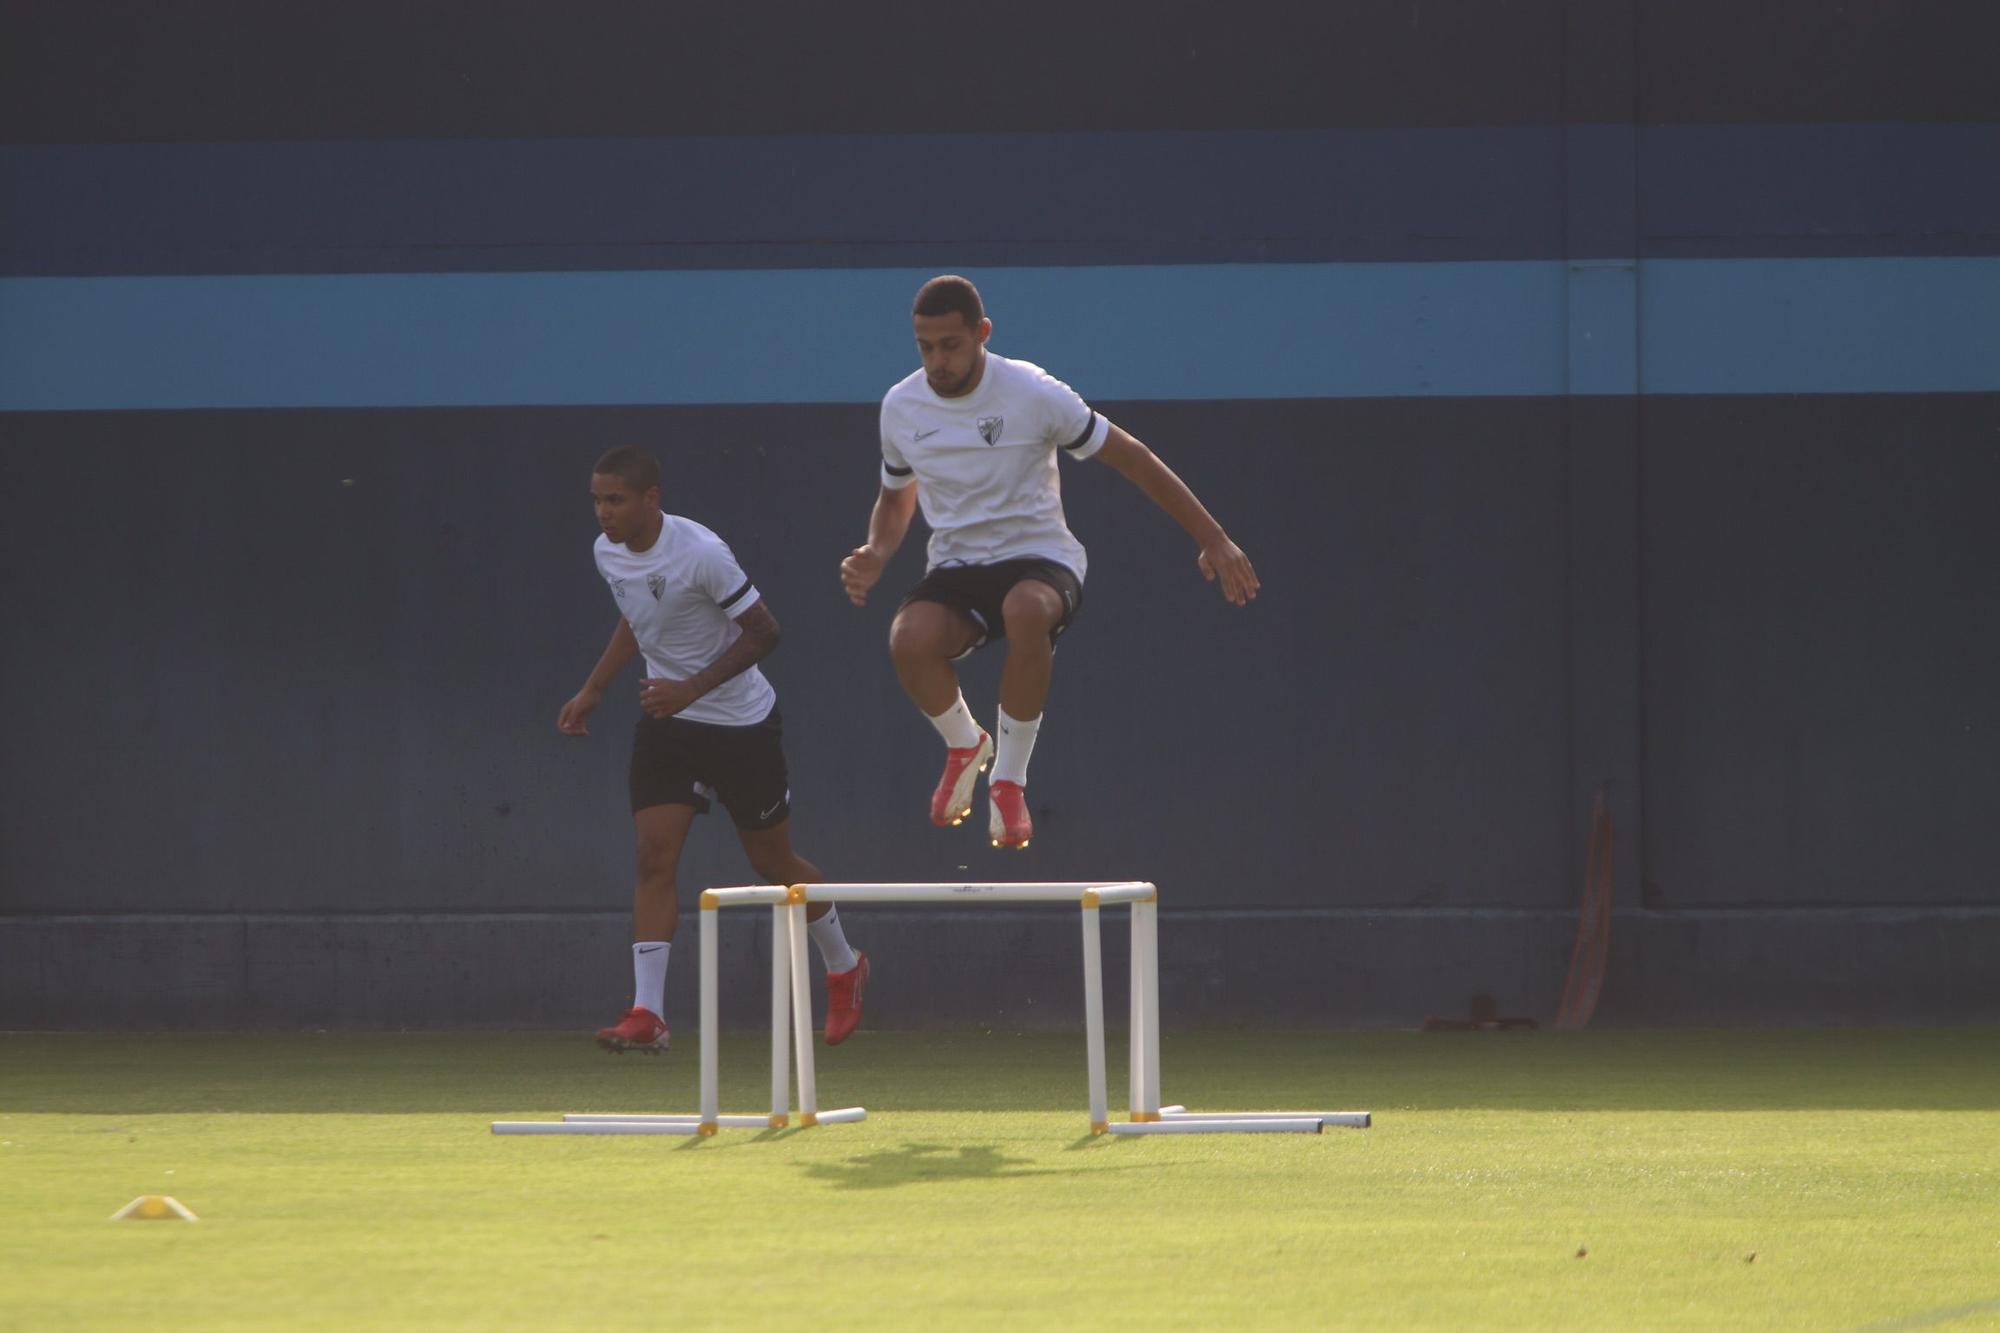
[493,885,867,1137]
[694,885,862,1134]
[790,882,1153,1135]
[496,880,1368,1139]
[789,882,1364,1136]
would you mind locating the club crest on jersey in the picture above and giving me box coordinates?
[647,574,667,601]
[977,415,1005,446]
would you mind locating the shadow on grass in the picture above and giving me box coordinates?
[1,1029,1997,1115]
[793,1140,1153,1190]
[798,1142,1047,1190]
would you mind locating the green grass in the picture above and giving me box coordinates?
[3,1029,1997,1330]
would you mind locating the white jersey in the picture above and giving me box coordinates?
[879,351,1111,579]
[593,513,776,727]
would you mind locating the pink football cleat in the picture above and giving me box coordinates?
[988,780,1032,849]
[823,952,870,1046]
[595,1006,670,1054]
[930,731,994,827]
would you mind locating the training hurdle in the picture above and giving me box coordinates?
[493,881,1369,1138]
[493,885,863,1137]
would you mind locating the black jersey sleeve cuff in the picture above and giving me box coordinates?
[717,577,754,611]
[1060,412,1100,452]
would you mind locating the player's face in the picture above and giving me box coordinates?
[914,312,991,398]
[591,473,657,545]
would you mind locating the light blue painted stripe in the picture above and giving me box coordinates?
[0,264,1565,409]
[1640,258,2000,395]
[1568,260,1639,395]
[1,258,1995,411]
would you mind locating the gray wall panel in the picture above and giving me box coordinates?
[1640,395,2000,907]
[12,394,1998,1028]
[1,400,1574,923]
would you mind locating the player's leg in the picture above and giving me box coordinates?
[598,714,707,1054]
[887,599,980,715]
[996,578,1064,725]
[988,565,1082,848]
[597,801,696,1052]
[632,801,698,944]
[737,821,869,1044]
[889,585,992,825]
[719,709,868,1044]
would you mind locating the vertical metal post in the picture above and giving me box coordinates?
[768,903,791,1126]
[1081,894,1108,1134]
[786,895,819,1124]
[1141,896,1162,1117]
[1128,897,1145,1120]
[699,900,719,1135]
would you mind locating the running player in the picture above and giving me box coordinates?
[562,445,867,1052]
[840,275,1258,848]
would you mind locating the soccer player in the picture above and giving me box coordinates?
[561,445,868,1053]
[840,275,1259,848]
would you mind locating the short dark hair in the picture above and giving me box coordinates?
[912,274,985,327]
[593,445,660,494]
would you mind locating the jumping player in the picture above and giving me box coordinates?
[840,275,1258,848]
[562,445,868,1052]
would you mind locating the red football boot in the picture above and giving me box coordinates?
[595,1006,670,1054]
[988,780,1032,849]
[823,952,870,1046]
[930,731,994,827]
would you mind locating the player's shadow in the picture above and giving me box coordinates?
[799,1141,1086,1191]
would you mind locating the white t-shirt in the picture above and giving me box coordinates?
[593,513,776,727]
[879,351,1112,579]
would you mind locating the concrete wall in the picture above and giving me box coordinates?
[3,0,1997,1028]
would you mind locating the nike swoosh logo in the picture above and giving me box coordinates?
[913,428,942,440]
[759,799,784,820]
[635,945,665,955]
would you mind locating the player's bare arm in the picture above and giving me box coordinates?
[559,618,641,735]
[639,600,782,719]
[1094,424,1260,607]
[841,483,919,607]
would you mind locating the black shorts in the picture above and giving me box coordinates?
[898,558,1084,656]
[629,706,791,829]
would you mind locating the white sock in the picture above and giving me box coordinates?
[992,707,1042,786]
[926,692,983,750]
[632,941,670,1016]
[808,905,859,974]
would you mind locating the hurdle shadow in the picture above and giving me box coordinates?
[796,1142,1138,1191]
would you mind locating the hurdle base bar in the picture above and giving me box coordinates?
[492,1120,700,1136]
[496,1106,868,1135]
[565,1113,789,1129]
[1108,1117,1326,1135]
[1147,1105,1373,1130]
[795,1106,869,1127]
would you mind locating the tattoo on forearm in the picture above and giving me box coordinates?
[735,603,780,643]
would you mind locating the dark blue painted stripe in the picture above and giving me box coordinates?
[0,130,1566,275]
[4,258,1995,410]
[1637,123,2000,259]
[5,125,1996,279]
